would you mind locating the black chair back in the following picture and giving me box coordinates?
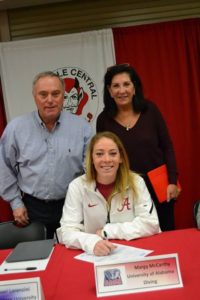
[193,200,200,229]
[0,221,46,249]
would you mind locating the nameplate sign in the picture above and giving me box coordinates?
[0,277,45,300]
[94,253,183,297]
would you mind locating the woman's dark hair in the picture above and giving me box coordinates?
[103,64,147,117]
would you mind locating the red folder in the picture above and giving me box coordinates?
[147,164,181,203]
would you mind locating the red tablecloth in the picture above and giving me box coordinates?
[0,228,199,300]
[0,198,13,222]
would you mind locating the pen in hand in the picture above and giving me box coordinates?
[4,267,37,271]
[103,231,108,240]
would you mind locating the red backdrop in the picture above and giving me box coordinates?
[0,81,13,222]
[113,18,200,228]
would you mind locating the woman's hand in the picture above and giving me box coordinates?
[167,184,181,202]
[96,229,104,238]
[93,240,117,256]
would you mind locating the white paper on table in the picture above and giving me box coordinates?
[75,243,153,264]
[0,248,54,274]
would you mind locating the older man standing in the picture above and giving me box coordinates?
[0,71,92,238]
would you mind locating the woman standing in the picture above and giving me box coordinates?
[57,132,160,256]
[96,64,180,231]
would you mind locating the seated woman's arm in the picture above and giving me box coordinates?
[102,175,161,240]
[57,177,103,254]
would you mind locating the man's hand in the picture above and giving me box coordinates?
[93,240,117,256]
[13,207,29,225]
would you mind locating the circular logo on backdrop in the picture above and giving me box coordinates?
[54,67,99,123]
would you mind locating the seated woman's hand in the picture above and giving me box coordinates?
[93,240,117,256]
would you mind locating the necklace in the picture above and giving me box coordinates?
[115,117,132,130]
[126,124,131,131]
[115,112,140,131]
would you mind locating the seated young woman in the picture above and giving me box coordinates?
[57,131,161,256]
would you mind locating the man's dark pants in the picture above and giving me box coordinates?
[23,194,65,239]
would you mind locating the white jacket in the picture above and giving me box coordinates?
[57,174,161,254]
